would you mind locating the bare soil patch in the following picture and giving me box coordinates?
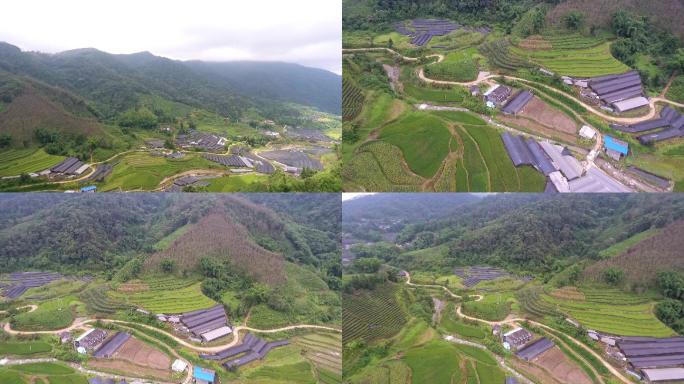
[510,358,564,384]
[89,337,172,381]
[117,281,149,293]
[498,114,577,144]
[115,337,170,370]
[518,35,552,50]
[520,97,578,135]
[550,286,585,301]
[533,346,592,384]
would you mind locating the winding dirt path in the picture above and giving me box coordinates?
[344,47,684,124]
[2,318,341,354]
[403,272,632,384]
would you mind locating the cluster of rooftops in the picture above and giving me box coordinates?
[612,106,684,144]
[562,70,648,113]
[501,132,630,193]
[200,332,289,369]
[586,330,684,383]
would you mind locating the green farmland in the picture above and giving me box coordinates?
[0,149,65,177]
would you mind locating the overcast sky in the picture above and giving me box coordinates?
[0,0,342,74]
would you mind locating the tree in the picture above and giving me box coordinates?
[300,168,317,179]
[0,133,11,148]
[658,271,684,300]
[118,107,158,129]
[564,11,585,30]
[353,257,382,273]
[388,37,394,49]
[655,299,684,325]
[602,267,625,285]
[164,138,176,150]
[160,259,175,273]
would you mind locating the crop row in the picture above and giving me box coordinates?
[342,286,406,343]
[343,79,364,121]
[80,285,132,315]
[479,39,533,71]
[358,141,424,185]
[516,287,559,318]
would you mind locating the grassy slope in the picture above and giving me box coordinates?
[99,152,220,191]
[380,112,451,179]
[0,149,65,177]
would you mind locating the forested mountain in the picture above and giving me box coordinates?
[0,194,340,287]
[343,193,483,222]
[345,194,684,282]
[345,0,684,40]
[0,42,341,147]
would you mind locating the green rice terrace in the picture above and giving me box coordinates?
[343,0,684,192]
[342,193,684,384]
[0,194,342,384]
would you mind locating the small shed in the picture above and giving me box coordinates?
[171,359,188,372]
[469,85,480,96]
[579,125,596,140]
[604,136,629,159]
[193,366,216,384]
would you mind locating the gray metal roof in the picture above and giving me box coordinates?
[539,141,582,180]
[526,139,557,175]
[93,332,130,358]
[516,337,554,361]
[643,368,684,382]
[501,133,534,167]
[568,167,631,193]
[501,90,533,115]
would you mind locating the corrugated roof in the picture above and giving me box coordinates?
[613,97,649,112]
[93,332,130,358]
[643,368,684,382]
[516,337,555,361]
[604,136,629,155]
[526,139,556,175]
[193,366,216,382]
[501,91,533,115]
[539,141,582,180]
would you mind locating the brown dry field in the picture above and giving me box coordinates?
[115,337,170,369]
[89,337,172,380]
[550,286,585,301]
[89,359,172,381]
[510,358,564,384]
[499,115,577,144]
[520,97,577,135]
[534,346,592,384]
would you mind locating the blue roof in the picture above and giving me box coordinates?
[193,366,215,382]
[604,136,629,155]
[80,186,97,192]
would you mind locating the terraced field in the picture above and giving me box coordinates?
[510,38,629,77]
[0,148,65,177]
[545,287,674,337]
[342,284,407,343]
[296,333,342,384]
[344,108,546,192]
[379,112,452,178]
[110,279,215,314]
[80,284,133,315]
[342,141,424,191]
[0,362,87,384]
[99,152,219,191]
[343,78,364,121]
